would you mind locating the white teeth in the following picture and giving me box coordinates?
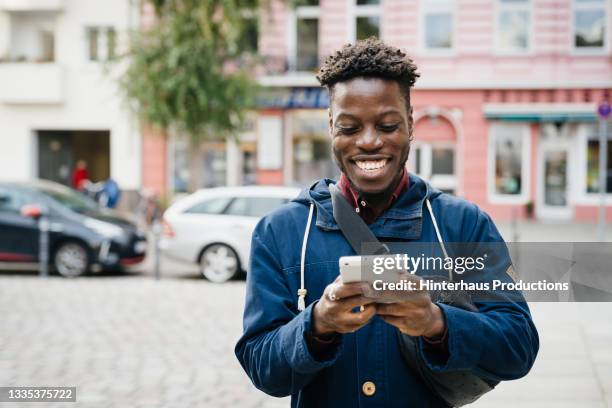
[355,159,387,171]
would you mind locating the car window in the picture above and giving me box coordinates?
[184,197,232,214]
[0,187,27,213]
[224,197,287,218]
[33,184,98,214]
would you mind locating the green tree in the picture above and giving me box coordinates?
[120,0,259,141]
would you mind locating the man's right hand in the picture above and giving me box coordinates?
[312,276,377,336]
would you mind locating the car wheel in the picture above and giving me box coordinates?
[54,242,89,278]
[199,244,240,283]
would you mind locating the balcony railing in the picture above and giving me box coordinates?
[0,0,64,11]
[0,63,64,104]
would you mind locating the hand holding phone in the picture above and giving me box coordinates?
[339,255,425,303]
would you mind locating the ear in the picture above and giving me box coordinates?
[407,106,415,140]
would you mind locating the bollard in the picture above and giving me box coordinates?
[152,220,162,280]
[38,214,49,278]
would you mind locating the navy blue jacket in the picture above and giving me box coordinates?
[235,175,539,407]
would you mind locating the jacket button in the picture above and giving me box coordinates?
[362,381,376,396]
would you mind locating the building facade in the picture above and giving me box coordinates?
[0,0,141,200]
[248,0,612,222]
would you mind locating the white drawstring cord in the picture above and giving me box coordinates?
[426,198,452,281]
[297,202,315,311]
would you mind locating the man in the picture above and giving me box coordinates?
[235,38,538,407]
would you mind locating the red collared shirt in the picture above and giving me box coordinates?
[337,170,409,225]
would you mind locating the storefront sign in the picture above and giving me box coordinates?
[257,87,330,109]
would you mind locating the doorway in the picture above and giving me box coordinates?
[37,130,110,187]
[537,125,573,220]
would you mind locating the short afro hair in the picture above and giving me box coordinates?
[317,37,419,107]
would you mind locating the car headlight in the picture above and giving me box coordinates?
[85,219,125,239]
[134,241,147,254]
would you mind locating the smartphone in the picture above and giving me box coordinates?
[339,255,423,303]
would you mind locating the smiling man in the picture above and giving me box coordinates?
[236,38,539,408]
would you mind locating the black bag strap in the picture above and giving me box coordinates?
[329,183,390,256]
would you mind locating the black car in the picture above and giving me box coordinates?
[0,180,147,277]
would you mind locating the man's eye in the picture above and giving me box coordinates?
[337,127,358,135]
[379,124,399,133]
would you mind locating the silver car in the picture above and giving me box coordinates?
[160,186,300,282]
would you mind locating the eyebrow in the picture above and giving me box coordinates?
[335,109,404,122]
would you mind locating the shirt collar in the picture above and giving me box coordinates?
[337,169,409,224]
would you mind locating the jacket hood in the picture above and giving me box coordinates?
[292,173,442,236]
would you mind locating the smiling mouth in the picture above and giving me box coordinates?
[354,159,389,172]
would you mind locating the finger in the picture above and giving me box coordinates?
[337,304,377,330]
[376,302,411,317]
[332,281,368,300]
[327,293,376,310]
[379,314,406,330]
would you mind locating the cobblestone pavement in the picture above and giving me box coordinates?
[1,272,611,408]
[0,273,289,408]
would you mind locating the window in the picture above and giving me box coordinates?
[586,138,612,194]
[497,0,530,52]
[292,1,319,71]
[7,12,57,62]
[488,123,530,203]
[40,30,55,62]
[573,0,607,51]
[291,110,337,184]
[224,197,287,218]
[422,0,454,52]
[34,184,99,214]
[431,147,455,175]
[353,0,381,41]
[185,197,232,214]
[87,27,117,61]
[410,143,456,194]
[0,188,26,213]
[237,15,258,54]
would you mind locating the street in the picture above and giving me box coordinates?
[0,267,610,408]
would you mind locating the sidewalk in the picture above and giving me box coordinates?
[497,221,612,242]
[472,302,612,408]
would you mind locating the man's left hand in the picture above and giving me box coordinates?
[376,295,445,338]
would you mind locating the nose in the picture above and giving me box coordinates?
[355,126,382,151]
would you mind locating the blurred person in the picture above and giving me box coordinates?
[235,38,539,407]
[71,160,89,191]
[101,178,121,209]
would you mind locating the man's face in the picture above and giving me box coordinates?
[329,77,412,196]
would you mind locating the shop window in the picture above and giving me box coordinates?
[497,0,530,52]
[291,110,336,185]
[422,0,454,51]
[354,0,381,41]
[202,145,227,188]
[586,139,612,194]
[488,123,530,203]
[573,0,607,51]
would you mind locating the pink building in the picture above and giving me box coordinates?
[251,0,612,222]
